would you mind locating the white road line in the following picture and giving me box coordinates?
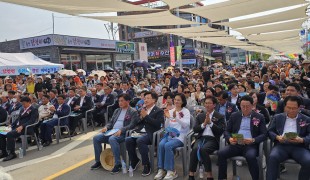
[3,131,99,172]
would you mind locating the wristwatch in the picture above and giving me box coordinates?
[252,138,255,143]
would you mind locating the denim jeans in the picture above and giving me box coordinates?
[157,137,184,171]
[93,133,125,165]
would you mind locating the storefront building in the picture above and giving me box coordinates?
[0,34,143,72]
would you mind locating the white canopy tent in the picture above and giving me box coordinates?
[0,52,64,76]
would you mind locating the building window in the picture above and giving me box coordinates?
[85,54,111,71]
[60,54,81,71]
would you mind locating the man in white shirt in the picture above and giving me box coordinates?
[38,95,54,121]
[267,96,310,180]
[188,96,225,179]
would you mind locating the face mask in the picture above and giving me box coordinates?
[12,98,17,103]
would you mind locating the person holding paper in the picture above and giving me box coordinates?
[188,96,225,180]
[39,95,70,147]
[154,93,190,180]
[91,94,139,174]
[266,96,310,180]
[0,96,38,161]
[218,95,267,180]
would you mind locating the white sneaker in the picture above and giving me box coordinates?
[163,171,178,180]
[236,160,243,166]
[154,169,166,180]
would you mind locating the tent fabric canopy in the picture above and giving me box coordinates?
[162,0,201,10]
[235,18,306,35]
[0,0,160,14]
[174,31,229,38]
[0,52,64,75]
[195,36,249,46]
[181,0,306,22]
[148,25,218,34]
[87,11,200,27]
[246,29,301,41]
[216,4,308,29]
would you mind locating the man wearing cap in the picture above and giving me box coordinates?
[301,60,310,98]
[0,96,39,161]
[34,76,44,96]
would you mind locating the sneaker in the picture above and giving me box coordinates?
[90,162,102,170]
[280,164,287,173]
[142,164,151,176]
[131,159,141,171]
[163,170,178,180]
[111,164,122,174]
[236,160,243,166]
[154,169,166,180]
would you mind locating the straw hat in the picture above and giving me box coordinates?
[302,60,310,64]
[100,148,115,171]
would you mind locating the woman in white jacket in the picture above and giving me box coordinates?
[154,93,191,180]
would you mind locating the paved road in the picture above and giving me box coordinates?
[0,127,301,180]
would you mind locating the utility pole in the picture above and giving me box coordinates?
[176,8,182,70]
[52,13,55,34]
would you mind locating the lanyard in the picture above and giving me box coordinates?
[22,106,31,116]
[197,139,206,162]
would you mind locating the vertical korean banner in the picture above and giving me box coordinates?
[170,34,175,66]
[138,43,148,61]
[170,47,175,66]
[176,46,182,62]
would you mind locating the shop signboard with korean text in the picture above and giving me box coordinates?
[115,42,135,54]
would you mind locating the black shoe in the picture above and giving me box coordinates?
[90,162,102,170]
[70,131,77,136]
[110,164,122,174]
[43,141,51,147]
[3,153,17,161]
[131,159,141,171]
[280,164,287,173]
[188,175,195,180]
[142,164,151,176]
[30,140,37,146]
[0,152,8,159]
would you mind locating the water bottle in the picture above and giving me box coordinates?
[19,148,23,158]
[128,165,133,177]
[38,140,43,151]
[199,165,204,179]
[122,160,127,174]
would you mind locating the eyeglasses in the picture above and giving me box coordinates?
[184,91,190,93]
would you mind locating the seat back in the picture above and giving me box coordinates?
[190,115,195,129]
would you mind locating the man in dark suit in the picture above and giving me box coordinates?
[8,94,22,115]
[0,106,7,124]
[91,94,139,173]
[69,86,93,135]
[121,82,134,99]
[49,89,58,107]
[218,95,267,180]
[40,95,71,147]
[92,85,115,126]
[188,96,226,180]
[267,96,310,180]
[227,83,241,110]
[1,93,11,112]
[215,91,238,122]
[65,87,79,110]
[276,83,310,117]
[0,96,39,161]
[126,92,164,176]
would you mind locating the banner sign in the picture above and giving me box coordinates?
[170,47,175,66]
[138,43,148,61]
[115,42,135,54]
[0,66,62,76]
[129,31,161,39]
[176,46,182,61]
[20,34,119,50]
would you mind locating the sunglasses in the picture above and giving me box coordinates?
[184,91,190,93]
